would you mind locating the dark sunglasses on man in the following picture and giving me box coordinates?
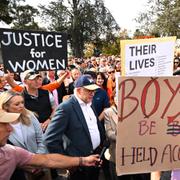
[108,70,115,74]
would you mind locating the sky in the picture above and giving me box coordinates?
[1,0,148,34]
[104,0,147,33]
[24,0,148,33]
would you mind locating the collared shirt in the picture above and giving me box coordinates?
[74,93,101,150]
[0,144,33,180]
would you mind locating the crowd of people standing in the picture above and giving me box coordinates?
[0,52,179,180]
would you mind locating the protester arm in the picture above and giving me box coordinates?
[42,72,69,92]
[4,71,24,92]
[29,154,100,169]
[98,109,107,121]
[41,92,56,132]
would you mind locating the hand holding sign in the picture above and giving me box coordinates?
[56,70,70,85]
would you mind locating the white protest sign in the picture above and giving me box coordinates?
[121,37,176,76]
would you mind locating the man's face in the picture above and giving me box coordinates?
[25,76,42,90]
[91,59,97,66]
[0,123,13,147]
[48,71,55,79]
[77,87,95,104]
[71,69,80,81]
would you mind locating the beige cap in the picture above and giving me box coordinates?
[0,110,20,123]
[21,70,41,81]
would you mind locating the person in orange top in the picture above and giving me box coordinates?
[5,70,69,93]
[106,66,116,105]
[5,70,69,131]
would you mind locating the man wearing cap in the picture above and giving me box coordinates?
[5,69,68,131]
[21,70,56,131]
[0,109,100,180]
[44,74,105,180]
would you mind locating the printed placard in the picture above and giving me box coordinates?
[120,37,176,76]
[0,28,67,72]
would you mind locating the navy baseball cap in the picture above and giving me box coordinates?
[74,75,99,90]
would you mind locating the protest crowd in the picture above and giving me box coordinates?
[0,46,179,180]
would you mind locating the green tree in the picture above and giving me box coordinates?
[12,4,40,30]
[136,0,180,38]
[39,0,120,57]
[133,29,145,38]
[101,36,120,55]
[0,0,41,30]
[0,0,14,24]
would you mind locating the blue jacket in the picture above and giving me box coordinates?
[44,95,105,156]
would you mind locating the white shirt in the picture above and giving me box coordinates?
[48,77,59,106]
[10,122,24,143]
[74,93,101,150]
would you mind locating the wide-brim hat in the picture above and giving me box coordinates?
[0,110,20,123]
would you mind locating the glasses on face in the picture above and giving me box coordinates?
[108,71,115,74]
[25,71,40,79]
[83,88,95,94]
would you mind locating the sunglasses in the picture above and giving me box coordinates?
[25,71,40,79]
[108,71,115,74]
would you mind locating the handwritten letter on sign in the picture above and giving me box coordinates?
[0,28,67,72]
[116,77,180,175]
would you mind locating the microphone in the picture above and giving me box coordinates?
[99,140,110,160]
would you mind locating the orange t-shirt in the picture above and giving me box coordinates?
[107,78,116,104]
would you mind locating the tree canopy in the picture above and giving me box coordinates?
[0,0,41,30]
[39,0,120,57]
[136,0,180,38]
[0,0,120,57]
[0,0,14,24]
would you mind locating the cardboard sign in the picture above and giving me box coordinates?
[0,28,67,72]
[116,76,180,175]
[120,37,176,76]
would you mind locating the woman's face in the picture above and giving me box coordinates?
[115,62,121,71]
[6,95,24,113]
[108,69,115,80]
[96,74,104,86]
[71,69,80,81]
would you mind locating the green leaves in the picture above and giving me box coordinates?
[136,0,180,38]
[40,0,120,57]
